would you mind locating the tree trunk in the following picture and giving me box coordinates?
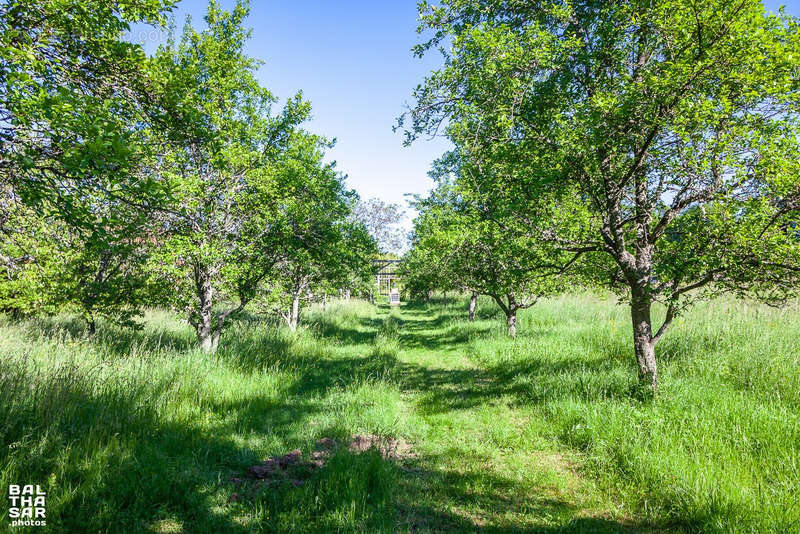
[468,291,477,322]
[288,293,300,331]
[443,291,447,307]
[506,309,517,338]
[198,317,213,352]
[209,329,221,353]
[197,277,215,353]
[630,288,658,390]
[199,328,213,352]
[87,316,96,337]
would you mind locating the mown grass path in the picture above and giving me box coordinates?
[375,303,643,533]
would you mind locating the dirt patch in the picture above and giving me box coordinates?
[348,434,415,461]
[229,434,414,500]
[247,449,303,479]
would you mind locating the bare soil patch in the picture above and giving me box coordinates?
[228,434,415,501]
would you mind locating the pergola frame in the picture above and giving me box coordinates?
[373,259,400,296]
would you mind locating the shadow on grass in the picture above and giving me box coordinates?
[222,436,649,534]
[308,314,380,347]
[0,300,680,533]
[397,320,495,351]
[392,357,640,416]
[0,356,276,533]
[210,305,646,413]
[339,308,644,411]
[0,347,645,533]
[403,298,504,321]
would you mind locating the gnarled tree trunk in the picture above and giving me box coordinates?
[630,287,658,390]
[491,294,519,337]
[506,309,517,338]
[196,276,215,352]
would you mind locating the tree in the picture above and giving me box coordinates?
[0,190,157,334]
[405,0,800,389]
[0,0,175,230]
[405,180,575,336]
[399,235,453,303]
[353,198,406,253]
[256,133,377,331]
[148,0,309,351]
[53,194,157,335]
[261,218,374,330]
[1,0,178,324]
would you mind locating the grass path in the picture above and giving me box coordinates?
[364,303,644,533]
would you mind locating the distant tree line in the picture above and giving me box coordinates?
[0,0,378,349]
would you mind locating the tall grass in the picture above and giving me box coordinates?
[0,295,798,532]
[460,293,800,533]
[0,305,405,532]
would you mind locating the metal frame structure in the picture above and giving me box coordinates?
[373,258,400,296]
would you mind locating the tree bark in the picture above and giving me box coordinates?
[506,310,517,338]
[209,329,221,353]
[630,287,658,390]
[288,293,300,331]
[196,274,215,353]
[490,294,518,337]
[87,316,96,337]
[468,291,477,322]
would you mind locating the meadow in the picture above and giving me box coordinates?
[0,294,798,533]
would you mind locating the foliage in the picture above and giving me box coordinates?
[404,0,800,388]
[146,0,314,350]
[0,194,60,317]
[0,0,175,228]
[254,133,378,329]
[0,0,378,351]
[403,169,585,335]
[54,196,156,334]
[0,191,159,332]
[0,0,178,326]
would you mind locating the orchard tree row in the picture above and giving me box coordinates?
[0,0,377,350]
[400,0,800,390]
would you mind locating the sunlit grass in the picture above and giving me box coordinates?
[456,293,800,533]
[0,295,797,532]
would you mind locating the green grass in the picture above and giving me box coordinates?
[0,295,798,532]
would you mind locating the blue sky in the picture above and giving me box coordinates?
[131,0,800,229]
